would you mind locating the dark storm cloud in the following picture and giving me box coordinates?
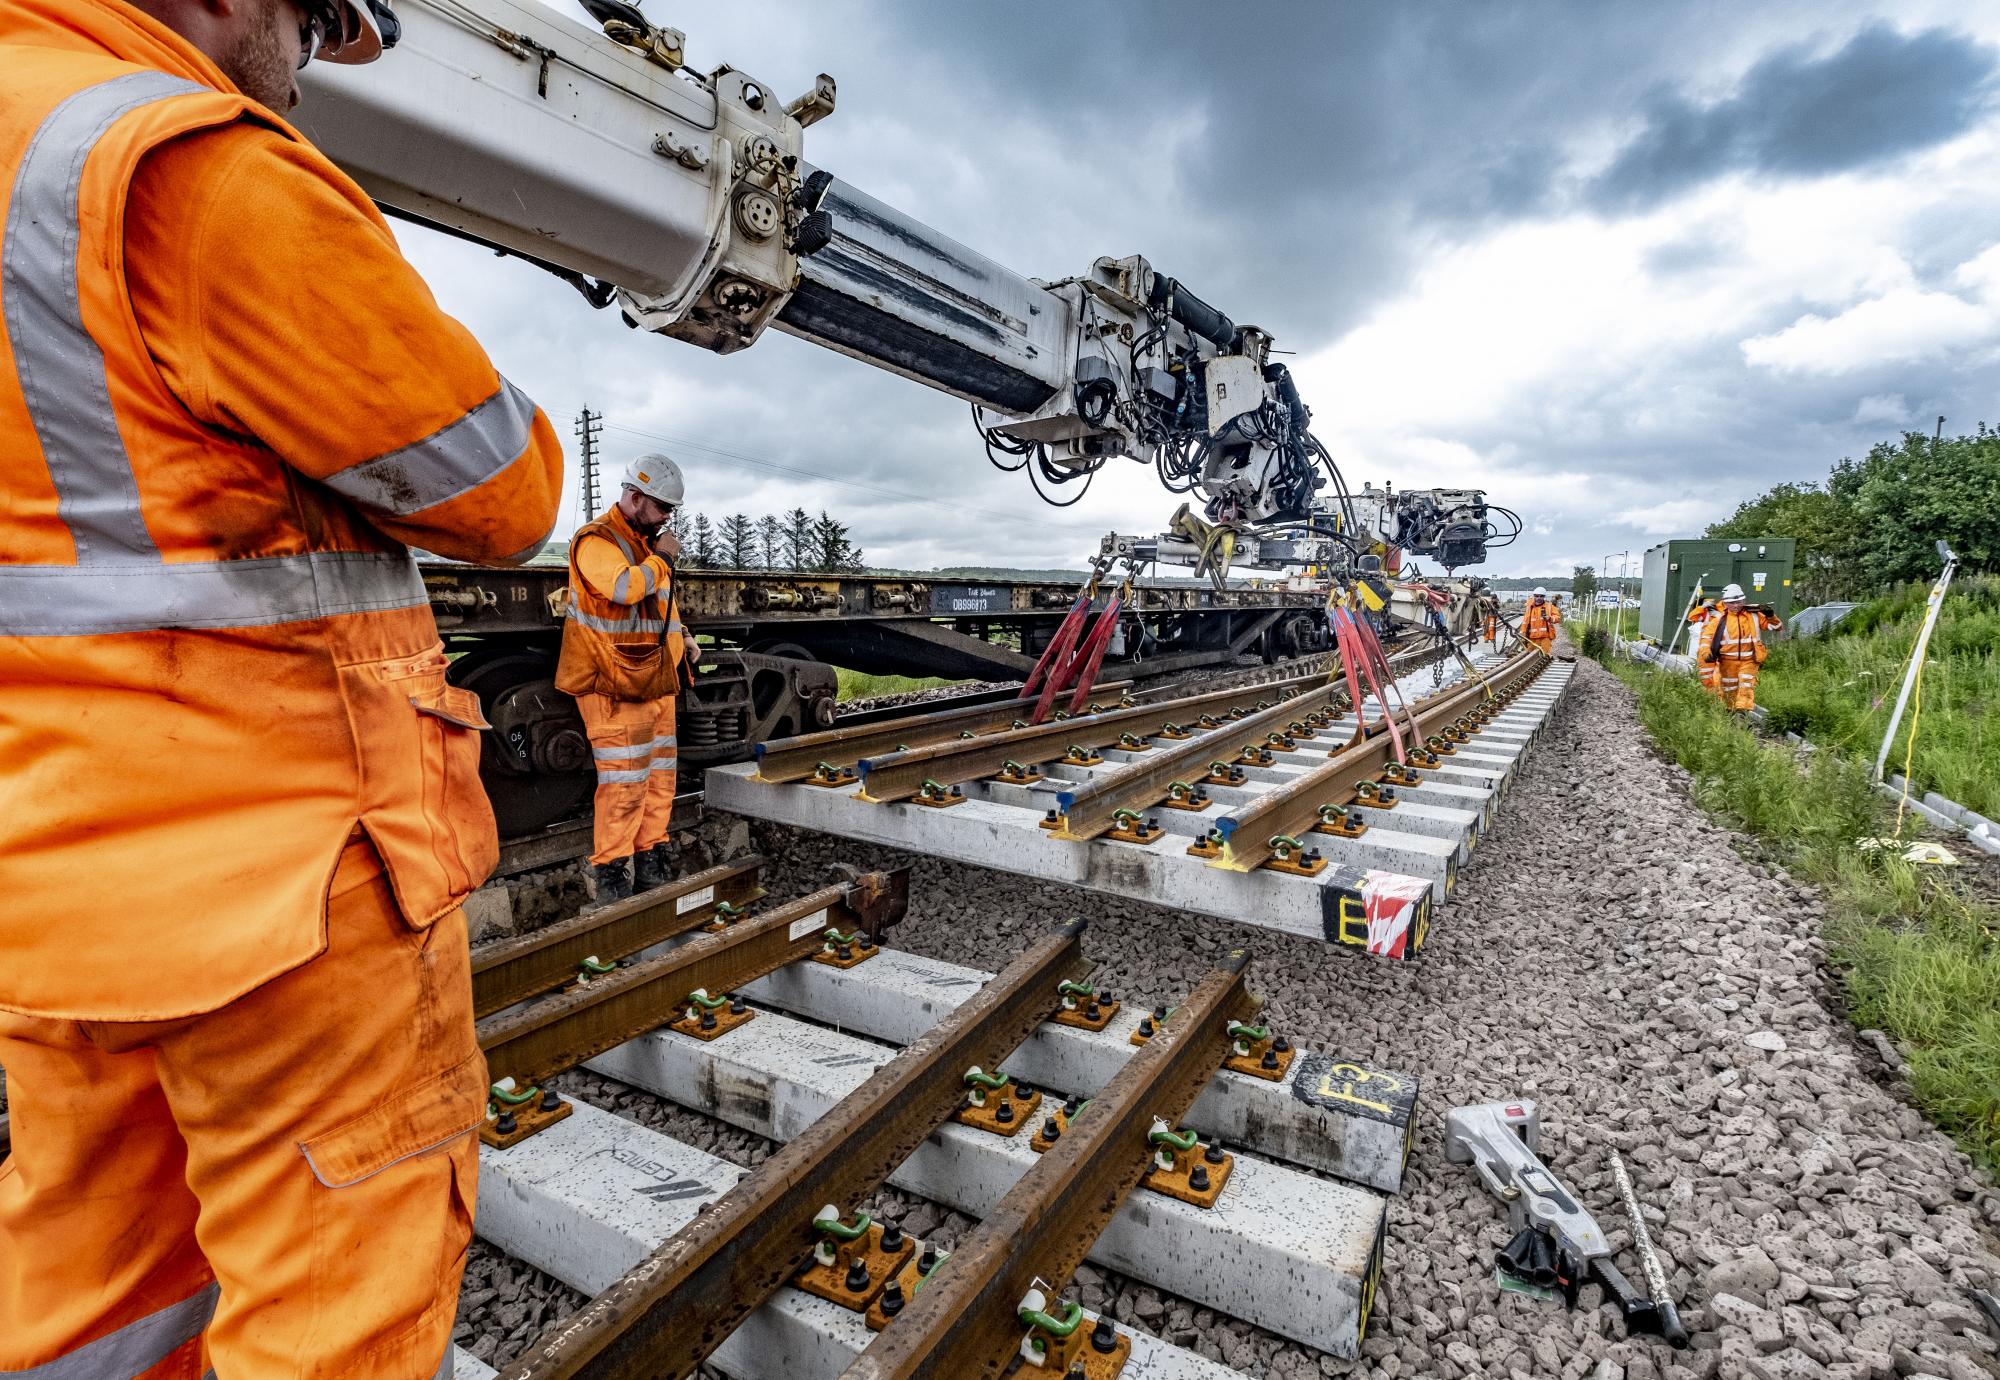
[1591,24,1996,211]
[404,1,2000,575]
[792,1,1756,347]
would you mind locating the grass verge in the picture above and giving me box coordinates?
[1594,652,2000,1178]
[1757,575,2000,819]
[834,669,967,702]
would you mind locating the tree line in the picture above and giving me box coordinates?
[1707,426,2000,604]
[671,507,865,572]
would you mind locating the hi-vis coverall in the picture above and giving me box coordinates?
[0,0,564,1373]
[1687,602,1722,694]
[1699,606,1784,711]
[556,505,690,865]
[1520,600,1560,655]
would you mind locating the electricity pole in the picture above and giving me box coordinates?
[575,407,604,520]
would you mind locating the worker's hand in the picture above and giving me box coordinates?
[686,641,703,666]
[652,527,682,560]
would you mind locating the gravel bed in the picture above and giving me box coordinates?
[459,650,2000,1377]
[721,652,2000,1379]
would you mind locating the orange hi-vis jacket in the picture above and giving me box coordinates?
[0,0,563,1020]
[557,504,689,703]
[1521,601,1559,644]
[1698,607,1781,665]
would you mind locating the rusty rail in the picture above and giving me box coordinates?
[754,686,1135,784]
[471,858,768,1018]
[1213,648,1544,873]
[843,951,1259,1379]
[855,669,1337,804]
[477,869,908,1095]
[1049,640,1460,840]
[499,921,1094,1380]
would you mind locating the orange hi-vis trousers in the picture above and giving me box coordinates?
[1526,634,1556,656]
[1716,656,1761,711]
[0,837,483,1379]
[578,692,678,865]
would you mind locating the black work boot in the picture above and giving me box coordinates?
[633,844,670,892]
[588,858,633,910]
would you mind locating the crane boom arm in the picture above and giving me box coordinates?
[296,0,1502,571]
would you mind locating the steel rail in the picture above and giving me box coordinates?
[499,921,1094,1380]
[477,869,909,1095]
[754,685,1133,784]
[855,669,1338,804]
[843,951,1259,1380]
[1049,642,1455,841]
[1051,681,1351,840]
[471,858,769,1018]
[1212,649,1544,873]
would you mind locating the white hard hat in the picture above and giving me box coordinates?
[306,0,397,66]
[1721,583,1745,601]
[623,455,685,506]
[1532,586,1546,596]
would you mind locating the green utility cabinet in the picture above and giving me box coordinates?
[1639,538,1796,645]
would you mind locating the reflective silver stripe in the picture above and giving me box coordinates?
[5,71,201,565]
[605,529,637,562]
[2,1282,217,1379]
[0,551,426,637]
[321,380,537,518]
[609,560,660,605]
[649,758,677,772]
[567,608,667,635]
[667,618,684,634]
[591,741,653,761]
[649,735,677,751]
[595,766,649,783]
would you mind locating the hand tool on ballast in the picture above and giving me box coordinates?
[1609,1150,1689,1348]
[1444,1099,1682,1346]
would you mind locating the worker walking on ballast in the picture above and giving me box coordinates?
[1520,587,1561,656]
[1698,583,1783,712]
[559,456,701,906]
[0,0,564,1373]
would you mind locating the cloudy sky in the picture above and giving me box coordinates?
[390,0,2000,579]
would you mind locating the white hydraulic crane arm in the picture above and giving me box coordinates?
[297,0,1506,576]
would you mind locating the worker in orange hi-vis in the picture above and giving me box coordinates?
[558,457,702,907]
[1520,587,1561,655]
[1687,597,1724,696]
[1698,582,1784,712]
[0,0,564,1374]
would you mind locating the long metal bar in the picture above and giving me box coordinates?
[1052,642,1460,839]
[500,922,1093,1380]
[1214,650,1543,873]
[844,952,1258,1379]
[755,687,1132,785]
[472,858,768,1018]
[856,670,1335,803]
[1054,687,1347,840]
[477,870,907,1093]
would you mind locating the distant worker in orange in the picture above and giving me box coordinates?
[559,456,702,906]
[1698,583,1783,712]
[0,0,564,1373]
[1521,587,1561,655]
[1686,596,1723,695]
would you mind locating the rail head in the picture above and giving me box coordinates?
[843,949,1259,1380]
[497,920,1095,1380]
